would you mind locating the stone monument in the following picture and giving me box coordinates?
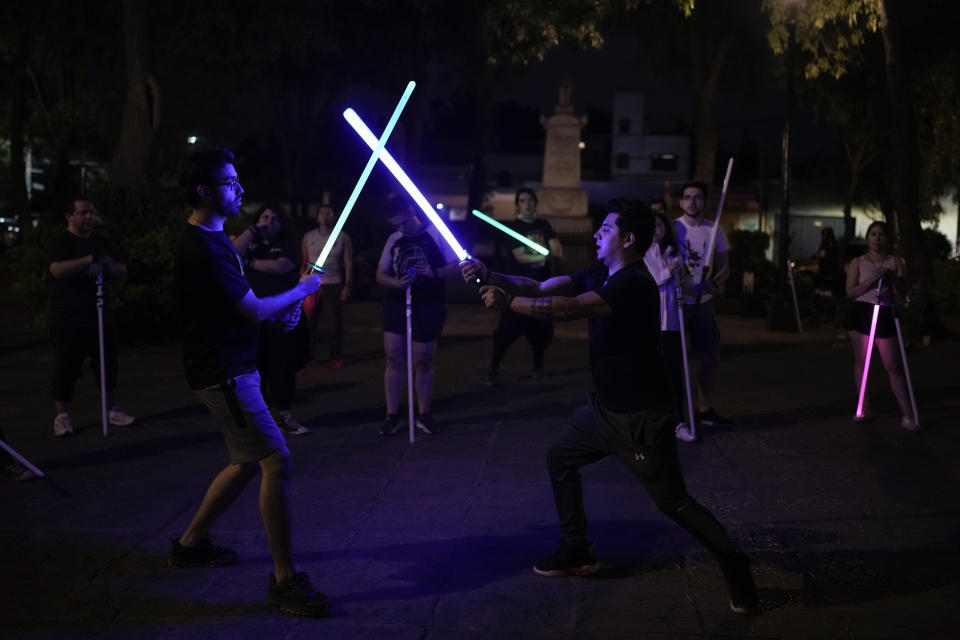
[538,76,589,224]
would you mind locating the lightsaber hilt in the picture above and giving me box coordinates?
[282,263,325,332]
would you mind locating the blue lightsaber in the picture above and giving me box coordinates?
[471,209,549,256]
[343,109,469,262]
[307,81,416,272]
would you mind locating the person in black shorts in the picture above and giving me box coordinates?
[459,201,758,615]
[486,188,564,385]
[233,203,310,435]
[375,196,459,436]
[171,148,330,617]
[46,196,135,437]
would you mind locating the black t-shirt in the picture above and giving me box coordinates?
[508,218,556,281]
[174,225,258,390]
[46,230,114,328]
[244,233,300,298]
[378,226,456,305]
[570,262,671,412]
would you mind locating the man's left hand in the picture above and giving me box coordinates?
[479,285,509,311]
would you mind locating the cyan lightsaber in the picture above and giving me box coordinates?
[471,209,549,256]
[856,277,884,419]
[307,81,416,272]
[343,109,469,261]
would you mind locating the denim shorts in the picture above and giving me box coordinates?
[194,371,286,463]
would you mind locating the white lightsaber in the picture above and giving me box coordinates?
[96,273,109,437]
[787,260,803,333]
[893,309,920,428]
[0,439,44,478]
[703,157,734,272]
[856,278,884,419]
[344,109,469,261]
[406,277,415,444]
[308,81,416,272]
[676,276,697,441]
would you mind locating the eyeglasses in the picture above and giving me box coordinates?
[682,194,705,202]
[210,178,241,190]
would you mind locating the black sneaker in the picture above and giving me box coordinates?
[415,413,440,435]
[378,413,402,436]
[722,552,759,615]
[4,462,37,482]
[267,571,332,617]
[695,408,735,427]
[533,541,599,577]
[168,536,239,568]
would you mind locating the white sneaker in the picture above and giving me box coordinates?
[53,413,74,437]
[108,407,136,427]
[279,411,309,435]
[675,422,697,442]
[900,415,920,431]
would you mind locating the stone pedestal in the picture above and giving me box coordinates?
[537,77,589,221]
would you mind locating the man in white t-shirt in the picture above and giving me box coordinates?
[301,204,353,368]
[674,181,733,427]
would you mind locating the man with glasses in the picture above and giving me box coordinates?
[46,196,135,437]
[674,181,734,427]
[171,148,331,617]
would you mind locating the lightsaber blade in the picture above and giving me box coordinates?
[856,278,884,419]
[308,81,416,272]
[703,157,734,270]
[787,260,803,333]
[344,109,469,261]
[471,209,549,256]
[676,276,697,441]
[0,439,44,477]
[96,273,109,437]
[892,313,920,427]
[406,281,415,444]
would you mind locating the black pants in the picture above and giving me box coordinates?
[50,324,118,403]
[547,394,743,566]
[257,318,308,411]
[490,309,554,370]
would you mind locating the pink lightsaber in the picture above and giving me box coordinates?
[855,277,884,419]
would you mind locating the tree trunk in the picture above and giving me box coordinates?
[10,21,30,230]
[878,0,933,332]
[110,0,159,189]
[689,30,729,183]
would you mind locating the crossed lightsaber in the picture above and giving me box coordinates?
[307,82,475,442]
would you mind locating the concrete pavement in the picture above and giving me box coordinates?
[1,300,959,639]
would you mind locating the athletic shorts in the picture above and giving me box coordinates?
[843,300,897,339]
[382,299,446,343]
[194,371,286,464]
[681,301,721,356]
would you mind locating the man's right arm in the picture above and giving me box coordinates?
[234,271,323,323]
[460,258,578,297]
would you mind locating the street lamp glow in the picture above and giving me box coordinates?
[471,209,549,256]
[343,109,469,261]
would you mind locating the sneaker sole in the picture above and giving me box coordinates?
[415,424,438,435]
[270,600,332,618]
[730,600,759,615]
[532,562,599,577]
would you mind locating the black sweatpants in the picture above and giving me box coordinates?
[50,324,118,403]
[546,394,744,567]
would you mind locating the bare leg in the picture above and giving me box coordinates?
[180,461,259,546]
[258,446,295,582]
[412,339,437,414]
[383,332,406,414]
[875,336,911,417]
[849,330,871,414]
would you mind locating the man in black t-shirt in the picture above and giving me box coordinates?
[46,197,135,437]
[170,148,330,617]
[459,202,758,616]
[486,188,565,386]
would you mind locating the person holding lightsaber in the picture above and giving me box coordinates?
[459,201,758,615]
[376,196,460,437]
[842,221,918,430]
[46,196,136,437]
[644,206,697,442]
[674,180,734,428]
[171,148,331,617]
[484,188,565,386]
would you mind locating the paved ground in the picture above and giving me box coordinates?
[2,298,959,639]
